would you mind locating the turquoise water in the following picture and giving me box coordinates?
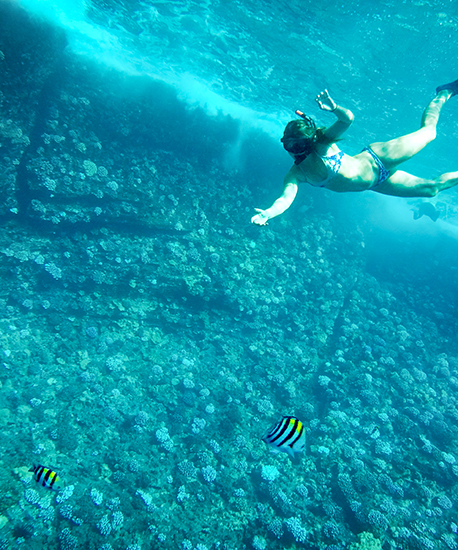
[1,0,458,549]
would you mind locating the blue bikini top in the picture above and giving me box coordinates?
[303,149,345,188]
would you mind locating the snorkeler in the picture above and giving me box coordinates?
[412,201,441,222]
[251,80,458,226]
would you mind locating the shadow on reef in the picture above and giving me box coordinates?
[1,0,286,236]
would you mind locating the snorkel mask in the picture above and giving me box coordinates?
[281,110,317,162]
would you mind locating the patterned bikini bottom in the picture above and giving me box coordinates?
[361,146,390,186]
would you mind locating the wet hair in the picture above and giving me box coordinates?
[281,118,331,164]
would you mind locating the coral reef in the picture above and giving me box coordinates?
[1,2,458,550]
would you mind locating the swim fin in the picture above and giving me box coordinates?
[436,79,458,97]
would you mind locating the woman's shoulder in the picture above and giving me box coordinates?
[284,164,304,185]
[315,141,342,157]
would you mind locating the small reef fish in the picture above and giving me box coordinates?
[262,416,306,459]
[29,464,62,491]
[370,425,380,439]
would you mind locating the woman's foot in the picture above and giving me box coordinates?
[436,79,458,97]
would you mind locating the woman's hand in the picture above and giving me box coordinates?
[315,89,337,112]
[251,208,269,225]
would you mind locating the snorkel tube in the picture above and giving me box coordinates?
[295,110,317,131]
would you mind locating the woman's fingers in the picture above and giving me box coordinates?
[251,209,269,225]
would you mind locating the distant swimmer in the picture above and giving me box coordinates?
[413,201,441,222]
[262,416,306,458]
[252,80,458,226]
[29,464,63,491]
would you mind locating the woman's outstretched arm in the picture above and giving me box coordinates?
[316,89,354,142]
[251,177,298,225]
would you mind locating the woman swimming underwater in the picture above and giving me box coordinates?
[251,80,458,226]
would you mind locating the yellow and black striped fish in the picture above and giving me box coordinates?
[262,416,306,459]
[29,464,62,491]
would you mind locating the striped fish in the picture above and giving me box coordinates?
[29,464,62,491]
[262,416,306,459]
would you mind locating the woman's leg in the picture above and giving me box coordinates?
[373,169,458,198]
[369,90,452,169]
